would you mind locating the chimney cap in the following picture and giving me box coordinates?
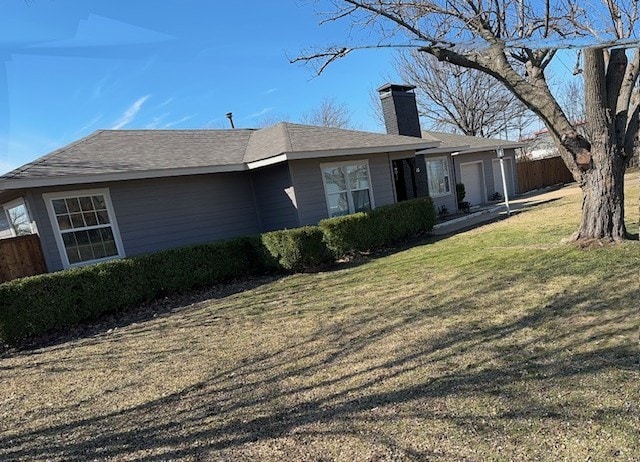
[377,83,416,93]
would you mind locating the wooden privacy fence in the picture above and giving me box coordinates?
[517,157,575,194]
[0,234,47,283]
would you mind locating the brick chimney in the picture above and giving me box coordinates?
[377,83,421,138]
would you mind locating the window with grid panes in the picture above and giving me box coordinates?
[48,192,121,265]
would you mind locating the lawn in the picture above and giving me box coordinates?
[0,174,638,461]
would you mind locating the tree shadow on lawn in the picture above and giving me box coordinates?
[1,274,284,357]
[2,189,571,355]
[1,270,636,461]
[0,237,457,355]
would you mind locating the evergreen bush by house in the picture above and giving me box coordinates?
[319,197,436,257]
[0,236,276,344]
[261,226,334,272]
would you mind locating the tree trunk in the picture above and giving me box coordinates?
[571,47,629,242]
[574,145,627,241]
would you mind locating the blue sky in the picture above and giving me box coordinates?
[0,0,406,174]
[1,1,579,175]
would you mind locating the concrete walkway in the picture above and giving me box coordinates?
[432,183,575,235]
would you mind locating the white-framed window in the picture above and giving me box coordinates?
[3,198,35,237]
[321,160,374,218]
[426,157,452,197]
[43,188,125,268]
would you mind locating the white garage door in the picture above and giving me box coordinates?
[460,162,485,206]
[492,158,515,198]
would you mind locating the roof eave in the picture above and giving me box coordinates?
[287,142,440,159]
[0,164,248,190]
[452,142,527,155]
[417,144,471,155]
[246,141,439,169]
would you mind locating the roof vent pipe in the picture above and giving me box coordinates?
[226,112,235,129]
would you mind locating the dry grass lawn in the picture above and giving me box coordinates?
[0,174,638,461]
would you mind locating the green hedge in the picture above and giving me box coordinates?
[0,198,436,345]
[0,236,277,344]
[319,197,437,257]
[261,226,334,272]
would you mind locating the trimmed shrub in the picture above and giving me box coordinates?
[319,197,437,257]
[135,235,278,294]
[319,212,374,256]
[0,235,277,344]
[261,226,334,272]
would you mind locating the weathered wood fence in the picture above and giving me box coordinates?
[517,157,575,194]
[0,234,47,283]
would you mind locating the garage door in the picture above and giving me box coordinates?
[460,162,485,206]
[492,158,515,198]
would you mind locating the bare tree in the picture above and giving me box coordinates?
[301,97,354,128]
[559,78,586,125]
[396,51,533,138]
[295,1,640,241]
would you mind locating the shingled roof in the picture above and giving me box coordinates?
[3,129,253,181]
[421,130,526,153]
[0,123,438,189]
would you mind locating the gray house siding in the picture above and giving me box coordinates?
[29,173,261,272]
[24,189,66,271]
[250,163,299,231]
[452,149,518,203]
[112,174,259,256]
[431,192,458,215]
[288,153,396,226]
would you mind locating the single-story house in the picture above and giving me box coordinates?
[0,83,523,274]
[0,123,441,272]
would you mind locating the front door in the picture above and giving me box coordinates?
[392,159,417,202]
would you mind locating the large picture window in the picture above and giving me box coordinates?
[321,161,373,218]
[43,189,124,268]
[426,157,451,197]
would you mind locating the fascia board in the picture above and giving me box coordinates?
[452,142,528,155]
[0,164,247,189]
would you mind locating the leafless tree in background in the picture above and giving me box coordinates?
[396,51,533,139]
[295,0,640,241]
[251,98,353,129]
[560,79,586,126]
[301,97,354,128]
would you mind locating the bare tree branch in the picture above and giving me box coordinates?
[395,50,534,138]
